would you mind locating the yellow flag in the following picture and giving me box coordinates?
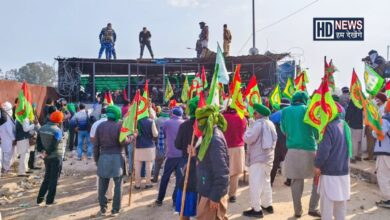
[164,78,174,103]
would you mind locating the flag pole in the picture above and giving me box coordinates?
[128,90,140,207]
[179,130,196,219]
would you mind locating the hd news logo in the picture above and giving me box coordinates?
[313,18,364,41]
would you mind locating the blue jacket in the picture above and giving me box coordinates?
[315,118,349,176]
[136,118,155,149]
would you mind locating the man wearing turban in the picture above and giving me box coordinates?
[243,103,277,218]
[174,97,200,218]
[36,110,64,206]
[281,91,321,218]
[195,105,229,220]
[93,105,128,217]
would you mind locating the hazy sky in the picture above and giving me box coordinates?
[1,0,389,91]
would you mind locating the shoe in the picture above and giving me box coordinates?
[363,157,373,161]
[77,158,82,161]
[134,186,141,190]
[308,210,321,217]
[243,208,263,218]
[295,210,303,218]
[284,181,291,187]
[96,210,107,216]
[87,157,92,160]
[228,196,236,203]
[151,179,158,183]
[26,170,34,174]
[155,200,162,206]
[31,167,42,170]
[145,185,153,189]
[63,158,67,161]
[45,202,57,207]
[350,159,356,164]
[376,200,390,208]
[261,205,274,214]
[110,212,119,217]
[107,198,113,203]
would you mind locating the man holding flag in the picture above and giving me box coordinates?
[94,105,128,217]
[15,99,40,176]
[195,105,229,220]
[174,96,200,219]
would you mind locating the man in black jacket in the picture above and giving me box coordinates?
[345,99,363,163]
[195,105,229,220]
[139,27,154,59]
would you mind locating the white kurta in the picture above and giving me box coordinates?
[0,116,15,152]
[318,175,350,201]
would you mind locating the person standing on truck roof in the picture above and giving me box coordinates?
[98,23,117,60]
[139,27,154,59]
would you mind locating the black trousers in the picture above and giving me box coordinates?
[37,157,62,204]
[140,41,154,57]
[68,129,77,151]
[28,151,35,169]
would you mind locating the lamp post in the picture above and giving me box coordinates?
[249,0,259,55]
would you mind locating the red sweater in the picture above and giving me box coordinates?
[223,110,247,148]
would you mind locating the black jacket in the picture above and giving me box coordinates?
[196,127,229,202]
[345,100,363,129]
[139,31,151,43]
[175,118,198,157]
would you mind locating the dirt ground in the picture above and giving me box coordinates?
[0,157,389,220]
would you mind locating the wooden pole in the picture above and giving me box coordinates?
[128,90,140,207]
[179,131,196,219]
[128,126,137,207]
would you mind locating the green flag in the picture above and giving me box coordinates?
[15,91,33,123]
[181,75,190,102]
[137,88,149,120]
[283,78,295,100]
[119,96,138,142]
[303,79,338,141]
[362,97,384,141]
[215,43,229,84]
[245,74,262,118]
[364,64,384,96]
[269,84,281,110]
[164,78,174,103]
[206,65,220,106]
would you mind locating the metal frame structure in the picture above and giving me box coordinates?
[56,54,289,103]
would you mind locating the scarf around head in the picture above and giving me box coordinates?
[195,105,227,161]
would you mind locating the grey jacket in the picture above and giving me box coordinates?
[196,127,229,202]
[244,118,277,166]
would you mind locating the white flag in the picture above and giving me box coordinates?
[215,43,229,84]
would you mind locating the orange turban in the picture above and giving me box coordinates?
[50,111,64,123]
